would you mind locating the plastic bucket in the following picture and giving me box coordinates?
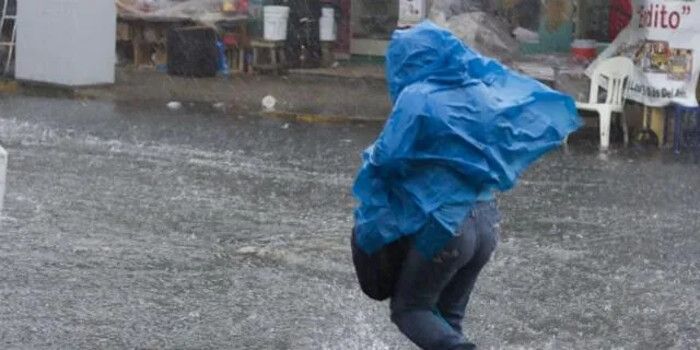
[320,8,336,42]
[322,7,334,18]
[571,39,597,62]
[264,6,290,41]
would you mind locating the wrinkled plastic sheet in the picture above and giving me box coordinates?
[429,1,519,62]
[510,53,590,99]
[353,22,582,258]
[116,0,245,26]
[428,0,490,15]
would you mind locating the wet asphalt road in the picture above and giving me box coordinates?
[0,96,699,350]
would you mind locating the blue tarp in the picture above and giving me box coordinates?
[352,21,583,259]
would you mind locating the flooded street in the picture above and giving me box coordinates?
[0,96,699,349]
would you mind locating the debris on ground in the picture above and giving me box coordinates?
[262,95,277,111]
[166,101,183,110]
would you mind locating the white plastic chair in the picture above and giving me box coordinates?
[575,56,635,150]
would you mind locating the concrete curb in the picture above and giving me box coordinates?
[286,70,385,84]
[4,71,392,123]
[0,80,19,94]
[260,110,385,123]
[31,83,389,124]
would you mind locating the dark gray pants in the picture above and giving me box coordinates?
[391,201,501,350]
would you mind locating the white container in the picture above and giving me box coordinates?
[0,146,6,214]
[322,7,334,18]
[264,6,290,41]
[320,8,336,42]
[16,0,116,86]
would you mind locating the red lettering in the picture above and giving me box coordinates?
[654,4,660,27]
[637,3,687,29]
[639,6,651,27]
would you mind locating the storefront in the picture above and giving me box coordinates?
[501,0,632,53]
[348,0,398,56]
[334,0,426,57]
[335,0,632,59]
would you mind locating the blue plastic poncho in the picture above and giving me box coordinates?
[352,21,582,259]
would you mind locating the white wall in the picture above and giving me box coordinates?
[16,0,116,86]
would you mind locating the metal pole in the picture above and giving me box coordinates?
[3,18,15,73]
[0,0,8,35]
[0,145,7,214]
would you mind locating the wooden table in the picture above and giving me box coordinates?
[118,13,250,73]
[215,15,250,74]
[118,15,191,68]
[250,40,286,73]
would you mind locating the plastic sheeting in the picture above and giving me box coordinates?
[441,12,520,63]
[352,21,582,259]
[429,0,520,62]
[116,0,247,26]
[428,0,490,16]
[118,0,221,17]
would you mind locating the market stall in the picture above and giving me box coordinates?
[116,0,251,72]
[590,0,700,150]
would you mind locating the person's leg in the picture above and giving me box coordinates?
[390,219,478,350]
[436,256,489,333]
[437,202,501,334]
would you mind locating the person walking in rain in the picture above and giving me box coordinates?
[351,22,581,349]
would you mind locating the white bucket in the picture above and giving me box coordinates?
[264,6,290,41]
[320,7,336,42]
[322,7,334,18]
[0,146,6,214]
